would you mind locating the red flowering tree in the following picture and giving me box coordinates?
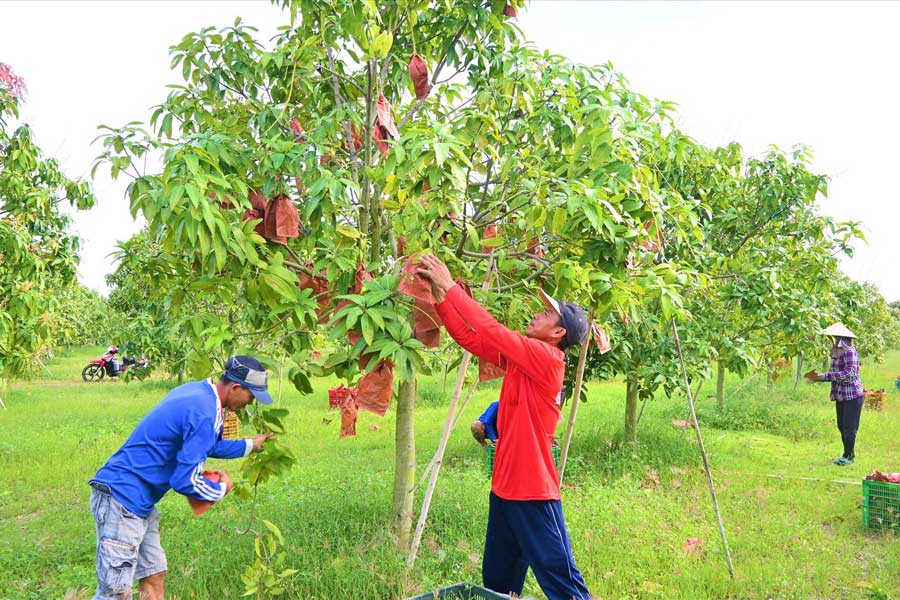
[0,63,95,379]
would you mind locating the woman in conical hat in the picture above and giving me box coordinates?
[805,323,864,465]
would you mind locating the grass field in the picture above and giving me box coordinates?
[1,346,899,599]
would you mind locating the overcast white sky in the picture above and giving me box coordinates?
[2,1,897,300]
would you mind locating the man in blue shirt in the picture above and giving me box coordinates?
[89,356,274,600]
[471,401,499,446]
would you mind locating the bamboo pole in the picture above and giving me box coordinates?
[449,378,480,433]
[413,378,480,494]
[793,354,803,392]
[277,355,285,405]
[558,309,594,484]
[636,394,651,426]
[406,261,494,569]
[672,320,735,580]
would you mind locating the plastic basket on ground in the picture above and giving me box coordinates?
[405,582,510,600]
[222,411,240,440]
[484,443,560,478]
[864,389,886,411]
[328,385,352,408]
[862,478,900,533]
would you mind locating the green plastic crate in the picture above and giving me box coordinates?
[862,478,900,532]
[484,443,559,478]
[406,582,510,599]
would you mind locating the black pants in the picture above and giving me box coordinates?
[835,396,863,459]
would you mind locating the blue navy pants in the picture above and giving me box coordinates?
[482,492,591,600]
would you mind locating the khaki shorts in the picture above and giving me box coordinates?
[90,485,167,600]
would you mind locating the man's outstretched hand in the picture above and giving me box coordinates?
[252,432,274,452]
[416,254,455,303]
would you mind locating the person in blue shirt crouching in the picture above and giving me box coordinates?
[471,401,499,446]
[89,356,275,600]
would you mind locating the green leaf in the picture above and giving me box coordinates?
[551,208,567,234]
[361,316,375,345]
[434,142,449,166]
[186,350,212,379]
[336,225,362,239]
[262,273,299,302]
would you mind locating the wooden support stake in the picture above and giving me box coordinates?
[672,320,735,580]
[413,378,479,495]
[449,378,480,433]
[277,355,285,405]
[793,354,803,392]
[407,260,494,569]
[559,308,594,484]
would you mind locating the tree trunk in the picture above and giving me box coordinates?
[793,354,803,391]
[391,374,416,547]
[716,361,726,410]
[625,378,639,446]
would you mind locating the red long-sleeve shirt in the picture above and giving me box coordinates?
[435,284,564,500]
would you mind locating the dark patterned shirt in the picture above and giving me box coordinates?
[821,346,864,401]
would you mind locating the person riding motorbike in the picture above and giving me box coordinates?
[104,345,120,376]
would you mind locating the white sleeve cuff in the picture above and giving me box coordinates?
[243,439,254,457]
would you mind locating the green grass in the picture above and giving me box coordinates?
[1,347,899,599]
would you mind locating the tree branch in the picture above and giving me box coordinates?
[326,45,361,189]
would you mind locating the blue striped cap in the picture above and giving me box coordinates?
[224,355,273,404]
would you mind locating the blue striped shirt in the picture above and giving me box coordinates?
[91,379,252,517]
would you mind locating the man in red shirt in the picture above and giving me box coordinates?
[417,254,592,600]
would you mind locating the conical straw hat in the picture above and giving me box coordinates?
[821,322,857,339]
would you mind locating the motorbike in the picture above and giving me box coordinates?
[82,346,149,382]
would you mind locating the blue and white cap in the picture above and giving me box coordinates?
[223,355,273,404]
[538,289,589,351]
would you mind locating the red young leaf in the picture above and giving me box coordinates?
[482,224,499,253]
[408,53,431,100]
[347,122,363,152]
[375,93,400,139]
[289,116,303,140]
[372,123,390,156]
[640,219,664,252]
[0,63,27,98]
